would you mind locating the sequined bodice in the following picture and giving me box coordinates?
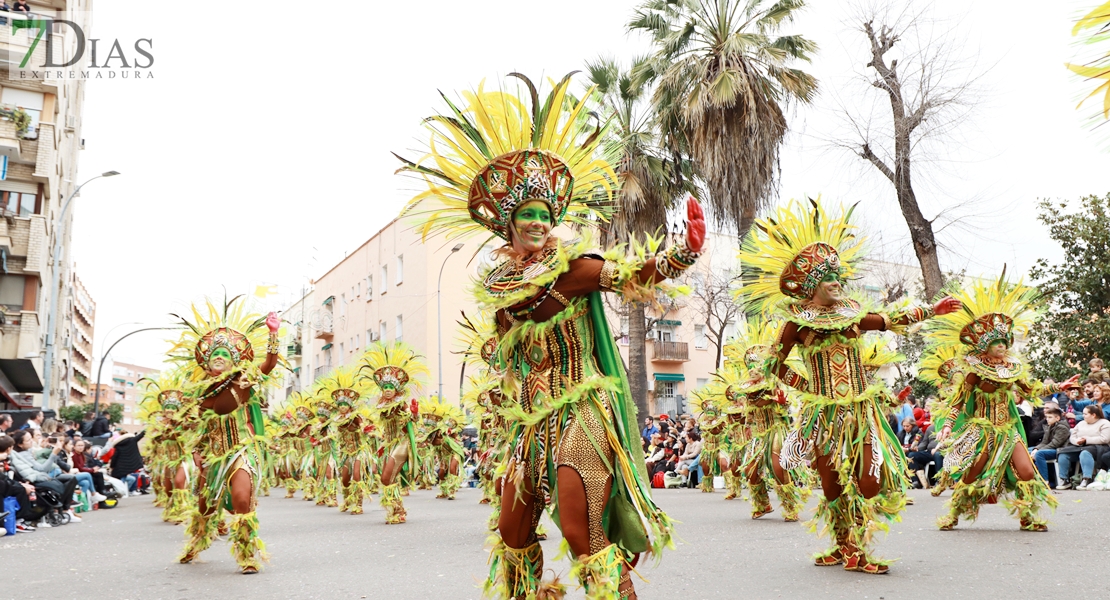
[510,304,598,413]
[803,341,866,400]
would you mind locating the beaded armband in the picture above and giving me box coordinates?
[655,244,700,280]
[899,306,935,325]
[781,368,809,392]
[599,260,619,292]
[266,334,281,355]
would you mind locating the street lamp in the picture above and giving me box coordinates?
[92,326,179,418]
[437,243,463,403]
[42,171,120,409]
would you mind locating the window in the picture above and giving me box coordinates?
[339,293,347,318]
[339,342,345,357]
[366,328,373,344]
[657,381,676,401]
[395,315,403,341]
[366,275,373,298]
[381,266,388,292]
[124,405,131,413]
[351,285,356,299]
[694,325,707,350]
[354,333,360,348]
[654,323,675,342]
[379,321,387,342]
[1,191,36,217]
[324,346,333,367]
[357,281,361,297]
[396,255,404,285]
[619,316,629,345]
[123,417,132,425]
[0,274,25,311]
[724,320,738,342]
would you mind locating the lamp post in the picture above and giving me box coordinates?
[437,243,463,403]
[42,170,121,409]
[92,326,179,418]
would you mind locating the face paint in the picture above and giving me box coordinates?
[511,200,553,255]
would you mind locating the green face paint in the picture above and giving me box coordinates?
[821,269,841,283]
[211,347,232,360]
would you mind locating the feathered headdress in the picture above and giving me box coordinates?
[168,294,275,383]
[137,367,191,417]
[455,311,501,372]
[925,272,1043,355]
[397,73,618,244]
[917,343,963,387]
[314,365,369,411]
[419,396,465,429]
[288,391,315,423]
[358,341,429,395]
[737,198,864,313]
[1066,2,1110,145]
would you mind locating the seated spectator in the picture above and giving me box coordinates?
[1031,407,1070,488]
[906,422,941,488]
[641,416,659,445]
[41,418,60,436]
[61,438,106,504]
[64,421,80,439]
[676,431,703,484]
[0,413,12,434]
[81,411,111,441]
[1062,389,1087,427]
[0,434,37,532]
[103,430,146,495]
[71,439,107,497]
[1096,382,1110,419]
[22,410,43,431]
[8,430,79,525]
[10,0,29,14]
[899,418,922,453]
[1057,405,1110,490]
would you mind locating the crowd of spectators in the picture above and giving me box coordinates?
[641,413,704,487]
[1,411,150,536]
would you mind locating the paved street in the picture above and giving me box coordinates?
[4,485,1104,599]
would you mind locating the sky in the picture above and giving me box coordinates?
[70,0,1110,370]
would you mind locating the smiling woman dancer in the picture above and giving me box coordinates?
[172,296,282,574]
[737,199,960,575]
[398,73,704,599]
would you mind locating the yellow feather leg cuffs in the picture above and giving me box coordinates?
[485,538,565,600]
[229,511,268,572]
[178,509,218,564]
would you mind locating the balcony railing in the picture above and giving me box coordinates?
[313,365,330,380]
[287,343,302,357]
[651,341,689,362]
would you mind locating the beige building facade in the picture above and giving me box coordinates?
[64,271,94,404]
[104,360,158,433]
[0,2,92,410]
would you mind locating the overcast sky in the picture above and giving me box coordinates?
[71,0,1110,370]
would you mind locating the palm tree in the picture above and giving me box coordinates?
[586,56,695,419]
[629,0,818,236]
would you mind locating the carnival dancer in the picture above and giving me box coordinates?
[311,391,339,508]
[270,408,298,498]
[420,398,466,500]
[289,394,318,501]
[399,73,702,599]
[138,369,196,524]
[458,312,511,514]
[727,320,812,522]
[690,389,728,494]
[737,199,960,574]
[917,344,963,497]
[361,341,427,524]
[173,296,283,574]
[926,275,1078,531]
[319,367,373,514]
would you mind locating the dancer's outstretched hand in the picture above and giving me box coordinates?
[933,297,961,316]
[685,196,706,253]
[266,312,281,333]
[1057,374,1081,390]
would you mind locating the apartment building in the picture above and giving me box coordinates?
[103,360,158,433]
[308,218,487,407]
[64,270,94,404]
[0,2,92,410]
[266,288,315,410]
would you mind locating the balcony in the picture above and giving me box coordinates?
[0,117,23,161]
[651,340,689,362]
[313,365,330,380]
[287,343,302,357]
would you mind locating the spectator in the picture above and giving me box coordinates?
[70,439,107,498]
[899,416,923,480]
[104,430,145,495]
[10,0,29,14]
[657,414,671,436]
[82,411,111,439]
[8,430,80,524]
[1089,357,1110,385]
[676,431,703,484]
[0,434,37,532]
[1057,404,1110,490]
[1096,382,1110,417]
[64,421,80,438]
[1031,407,1071,488]
[41,418,60,436]
[641,417,659,444]
[59,438,105,504]
[1063,388,1092,428]
[21,410,43,431]
[0,413,12,433]
[895,395,915,434]
[1014,395,1034,418]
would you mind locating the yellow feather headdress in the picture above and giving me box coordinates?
[167,294,276,384]
[737,198,864,314]
[924,273,1043,354]
[397,73,618,244]
[313,365,370,410]
[917,343,963,387]
[455,311,501,372]
[419,396,465,428]
[859,335,906,371]
[137,367,191,418]
[358,341,429,395]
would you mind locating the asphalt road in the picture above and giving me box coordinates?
[4,484,1104,600]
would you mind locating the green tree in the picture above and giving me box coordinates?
[104,402,125,425]
[629,0,817,236]
[1028,193,1110,379]
[586,56,695,418]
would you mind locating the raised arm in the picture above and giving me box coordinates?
[859,297,962,333]
[260,312,281,375]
